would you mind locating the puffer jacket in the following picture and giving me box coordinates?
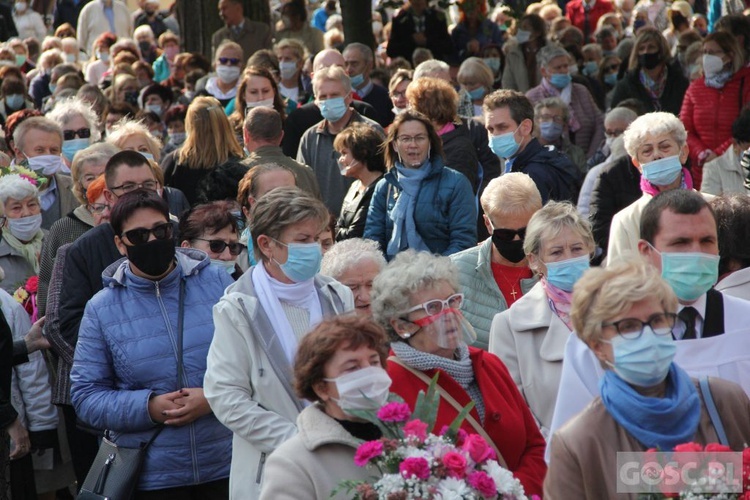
[511,138,582,204]
[363,156,477,259]
[71,249,234,491]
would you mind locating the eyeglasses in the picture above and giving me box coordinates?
[604,64,620,72]
[194,238,244,256]
[87,203,109,214]
[402,293,464,317]
[492,227,526,242]
[218,57,241,66]
[109,180,159,194]
[602,312,678,340]
[63,127,91,141]
[122,222,173,246]
[538,114,565,124]
[396,134,428,145]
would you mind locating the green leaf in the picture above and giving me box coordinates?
[444,401,475,441]
[410,373,441,434]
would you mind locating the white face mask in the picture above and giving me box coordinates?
[26,154,65,175]
[145,103,163,117]
[216,64,241,84]
[245,97,275,111]
[7,213,42,241]
[325,366,391,414]
[702,54,725,77]
[279,60,298,80]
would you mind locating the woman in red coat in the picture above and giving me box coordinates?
[371,250,547,498]
[680,31,750,190]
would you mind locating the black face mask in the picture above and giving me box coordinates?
[125,237,175,278]
[491,234,526,263]
[124,90,139,107]
[638,51,663,70]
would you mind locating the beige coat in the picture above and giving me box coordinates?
[545,376,750,499]
[260,404,376,500]
[489,282,571,437]
[701,147,746,196]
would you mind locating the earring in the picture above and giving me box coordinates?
[402,332,412,339]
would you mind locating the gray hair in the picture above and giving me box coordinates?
[312,65,352,96]
[537,44,570,69]
[70,142,120,203]
[623,112,687,160]
[457,57,494,90]
[413,59,450,80]
[523,201,595,263]
[250,186,329,262]
[480,172,543,218]
[371,250,459,338]
[0,174,39,209]
[13,117,63,152]
[105,119,163,162]
[46,97,102,142]
[534,96,570,124]
[582,43,603,59]
[605,106,638,126]
[321,238,386,279]
[134,24,155,41]
[343,42,373,65]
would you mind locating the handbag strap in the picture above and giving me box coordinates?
[388,356,508,468]
[698,376,729,446]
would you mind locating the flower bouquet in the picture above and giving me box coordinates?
[336,375,531,499]
[13,275,39,322]
[0,165,48,187]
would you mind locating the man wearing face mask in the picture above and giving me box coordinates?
[533,97,587,174]
[0,79,31,126]
[12,117,77,230]
[297,65,383,214]
[451,173,542,349]
[342,43,394,128]
[484,89,581,204]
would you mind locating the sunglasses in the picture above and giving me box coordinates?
[194,238,244,256]
[63,127,92,141]
[492,227,526,242]
[122,222,173,246]
[218,57,241,66]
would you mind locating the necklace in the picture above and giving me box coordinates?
[495,266,521,302]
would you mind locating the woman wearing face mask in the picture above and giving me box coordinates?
[457,57,495,117]
[372,250,547,497]
[533,97,587,174]
[204,186,354,500]
[260,315,391,499]
[679,32,750,190]
[201,41,244,109]
[387,69,412,118]
[153,31,181,84]
[46,97,101,167]
[480,44,503,88]
[611,27,689,116]
[84,32,117,85]
[332,123,386,241]
[161,104,187,157]
[597,54,622,108]
[274,38,311,112]
[0,170,45,293]
[363,110,477,260]
[489,201,595,438]
[71,189,235,498]
[544,258,750,498]
[502,14,548,92]
[228,66,286,146]
[0,78,32,127]
[179,201,243,280]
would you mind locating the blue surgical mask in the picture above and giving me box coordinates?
[62,138,90,162]
[210,259,236,276]
[318,96,348,122]
[273,240,323,282]
[539,121,563,142]
[549,73,572,89]
[641,155,683,186]
[467,86,487,100]
[652,245,719,302]
[604,72,618,86]
[545,254,590,292]
[48,82,57,94]
[483,57,501,73]
[515,29,531,44]
[582,60,599,76]
[603,326,676,387]
[488,125,520,159]
[139,151,155,161]
[5,94,24,111]
[350,73,364,88]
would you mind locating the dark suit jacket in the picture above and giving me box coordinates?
[360,83,394,128]
[211,17,272,61]
[386,7,456,63]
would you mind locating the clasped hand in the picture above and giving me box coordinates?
[148,388,211,427]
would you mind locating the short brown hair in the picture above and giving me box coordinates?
[383,110,444,169]
[406,77,458,126]
[483,89,535,128]
[236,162,294,213]
[294,315,389,403]
[333,122,386,173]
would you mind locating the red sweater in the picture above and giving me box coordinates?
[565,0,614,41]
[680,66,750,190]
[387,347,547,497]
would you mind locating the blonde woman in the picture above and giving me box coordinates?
[161,96,245,206]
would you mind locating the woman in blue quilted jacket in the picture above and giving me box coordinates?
[70,190,233,499]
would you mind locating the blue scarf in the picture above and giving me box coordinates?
[600,363,701,451]
[387,161,431,258]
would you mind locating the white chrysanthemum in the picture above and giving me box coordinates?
[435,477,473,499]
[402,447,434,463]
[484,461,527,499]
[375,473,405,495]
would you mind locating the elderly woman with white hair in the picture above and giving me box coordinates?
[489,201,595,437]
[457,57,495,117]
[544,258,750,498]
[372,250,547,497]
[0,171,45,293]
[46,97,102,166]
[605,111,708,265]
[526,45,604,158]
[321,238,386,315]
[451,173,542,349]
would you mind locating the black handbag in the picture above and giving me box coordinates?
[77,280,186,500]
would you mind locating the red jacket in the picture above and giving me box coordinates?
[565,0,614,41]
[680,66,750,190]
[387,347,547,497]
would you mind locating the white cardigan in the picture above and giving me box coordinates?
[12,10,47,42]
[76,0,133,53]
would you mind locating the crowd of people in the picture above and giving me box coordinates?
[0,0,749,498]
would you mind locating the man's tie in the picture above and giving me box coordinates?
[678,306,699,340]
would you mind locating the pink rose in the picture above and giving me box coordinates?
[462,434,496,464]
[467,471,497,497]
[354,440,384,467]
[377,402,412,423]
[673,442,704,453]
[441,451,468,479]
[455,428,468,447]
[399,457,431,480]
[704,443,733,453]
[403,419,428,441]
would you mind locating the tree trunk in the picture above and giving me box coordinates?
[341,0,375,50]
